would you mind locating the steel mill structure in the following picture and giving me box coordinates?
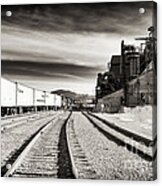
[95,26,157,113]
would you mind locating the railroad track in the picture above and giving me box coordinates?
[2,110,155,178]
[2,112,82,178]
[1,113,59,177]
[1,112,40,126]
[1,112,62,169]
[1,112,55,131]
[66,117,99,179]
[82,112,157,162]
[88,112,157,147]
[1,112,36,121]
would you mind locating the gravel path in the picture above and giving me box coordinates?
[72,112,154,180]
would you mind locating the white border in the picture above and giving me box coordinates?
[1,0,162,186]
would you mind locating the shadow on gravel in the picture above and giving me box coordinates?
[89,112,157,147]
[83,112,157,162]
[57,112,75,179]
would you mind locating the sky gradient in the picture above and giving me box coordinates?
[1,2,153,94]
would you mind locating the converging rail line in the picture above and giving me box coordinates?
[88,112,157,147]
[66,116,99,179]
[82,112,157,162]
[2,112,80,178]
[2,114,59,177]
[1,112,55,131]
[1,111,156,179]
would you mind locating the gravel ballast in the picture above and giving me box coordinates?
[71,112,154,180]
[1,111,59,169]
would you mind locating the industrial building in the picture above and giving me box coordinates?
[95,26,156,112]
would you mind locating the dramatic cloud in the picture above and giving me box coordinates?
[2,60,100,81]
[1,2,153,94]
[2,2,152,34]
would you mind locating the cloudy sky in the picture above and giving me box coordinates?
[1,2,153,95]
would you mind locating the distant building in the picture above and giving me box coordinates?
[109,55,121,81]
[124,51,140,80]
[96,43,141,101]
[95,26,156,110]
